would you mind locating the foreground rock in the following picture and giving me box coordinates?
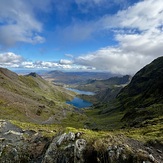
[0,120,162,163]
[42,132,86,163]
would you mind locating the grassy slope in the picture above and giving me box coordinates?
[82,57,163,129]
[0,68,75,123]
[117,57,163,110]
[1,58,163,157]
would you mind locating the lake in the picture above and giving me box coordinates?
[66,88,94,108]
[66,97,92,108]
[66,88,95,95]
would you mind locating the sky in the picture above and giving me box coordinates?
[0,0,163,75]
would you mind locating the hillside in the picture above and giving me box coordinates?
[75,75,131,104]
[0,68,75,123]
[117,56,163,126]
[117,57,163,109]
[75,75,131,92]
[85,57,163,129]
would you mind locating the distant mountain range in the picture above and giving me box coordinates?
[43,70,117,85]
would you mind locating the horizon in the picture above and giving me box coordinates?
[0,0,163,75]
[8,68,121,76]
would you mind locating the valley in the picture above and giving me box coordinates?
[0,57,163,163]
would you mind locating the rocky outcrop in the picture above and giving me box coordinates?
[0,120,162,163]
[42,132,86,163]
[0,120,51,163]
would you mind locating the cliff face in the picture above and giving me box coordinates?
[0,120,162,163]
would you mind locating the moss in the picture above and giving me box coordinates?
[118,119,163,143]
[84,108,125,130]
[10,120,63,138]
[65,127,112,142]
[19,76,39,88]
[122,104,163,127]
[61,112,89,128]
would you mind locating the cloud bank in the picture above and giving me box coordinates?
[73,0,163,74]
[0,0,48,48]
[0,0,163,75]
[0,52,90,71]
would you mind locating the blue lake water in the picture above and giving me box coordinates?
[66,88,95,95]
[66,88,94,108]
[66,97,92,108]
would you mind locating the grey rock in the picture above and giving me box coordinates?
[149,154,155,162]
[56,133,67,146]
[157,149,162,153]
[74,139,87,163]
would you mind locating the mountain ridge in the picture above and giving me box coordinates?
[0,68,75,123]
[117,56,163,110]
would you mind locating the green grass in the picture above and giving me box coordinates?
[8,114,163,148]
[121,123,163,143]
[61,111,89,128]
[0,105,29,122]
[84,108,125,130]
[10,120,64,137]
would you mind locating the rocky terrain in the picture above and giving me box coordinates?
[0,120,162,163]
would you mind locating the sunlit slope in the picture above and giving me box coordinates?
[0,68,74,123]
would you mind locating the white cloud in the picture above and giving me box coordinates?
[0,52,90,71]
[21,62,35,69]
[0,0,46,48]
[101,0,163,31]
[0,52,24,67]
[1,0,163,75]
[59,59,73,65]
[75,47,152,75]
[73,0,163,74]
[65,54,74,58]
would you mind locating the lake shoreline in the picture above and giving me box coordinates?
[65,87,95,108]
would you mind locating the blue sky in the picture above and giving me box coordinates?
[0,0,163,74]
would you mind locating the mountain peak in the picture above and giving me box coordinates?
[48,70,64,75]
[26,72,42,78]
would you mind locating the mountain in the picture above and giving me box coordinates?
[43,71,116,85]
[0,68,74,123]
[88,57,163,129]
[116,56,163,126]
[117,57,163,110]
[75,75,131,105]
[74,75,131,93]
